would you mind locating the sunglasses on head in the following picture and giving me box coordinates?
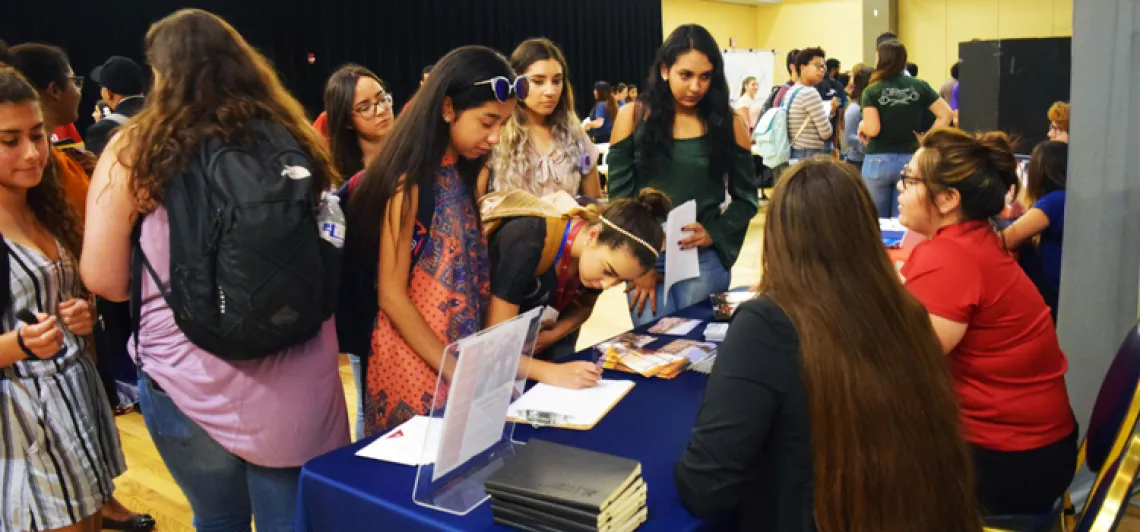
[474,76,529,102]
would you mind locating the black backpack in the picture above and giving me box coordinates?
[133,121,341,361]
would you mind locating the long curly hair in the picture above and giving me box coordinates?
[490,38,591,195]
[635,25,734,185]
[119,9,336,212]
[0,65,84,263]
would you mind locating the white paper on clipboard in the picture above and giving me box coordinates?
[664,200,700,306]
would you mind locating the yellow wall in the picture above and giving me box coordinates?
[756,0,864,79]
[899,0,1073,86]
[661,0,760,49]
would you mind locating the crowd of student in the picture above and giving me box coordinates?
[0,6,1077,532]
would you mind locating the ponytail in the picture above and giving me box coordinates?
[590,188,672,269]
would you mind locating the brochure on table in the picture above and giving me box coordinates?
[412,306,544,516]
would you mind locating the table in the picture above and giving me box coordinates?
[297,303,724,531]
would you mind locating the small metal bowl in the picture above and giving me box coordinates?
[709,291,758,321]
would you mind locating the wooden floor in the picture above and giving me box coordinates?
[111,198,1140,531]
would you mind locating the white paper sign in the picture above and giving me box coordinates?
[431,309,536,481]
[356,416,441,466]
[664,200,700,306]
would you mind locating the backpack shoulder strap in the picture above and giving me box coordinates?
[783,87,804,111]
[535,217,567,276]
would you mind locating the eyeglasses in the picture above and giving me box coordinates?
[899,166,924,190]
[70,76,84,90]
[354,94,394,118]
[474,76,530,103]
[809,62,826,71]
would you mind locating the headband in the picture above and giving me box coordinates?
[599,216,659,257]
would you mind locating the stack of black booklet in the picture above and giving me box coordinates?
[485,439,648,531]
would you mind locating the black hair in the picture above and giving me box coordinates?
[795,47,826,73]
[324,64,386,178]
[6,43,70,90]
[876,32,899,46]
[950,61,960,80]
[422,64,434,76]
[616,82,627,92]
[347,45,514,265]
[906,62,918,77]
[636,24,734,195]
[836,73,851,88]
[595,188,672,269]
[1025,140,1067,202]
[826,58,841,72]
[0,39,10,63]
[786,48,801,75]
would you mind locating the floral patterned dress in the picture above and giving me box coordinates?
[364,155,489,435]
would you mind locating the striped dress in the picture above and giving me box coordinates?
[1,238,125,532]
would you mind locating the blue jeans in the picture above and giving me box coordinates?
[861,152,913,218]
[138,371,300,532]
[790,147,830,163]
[628,248,731,327]
[347,353,364,441]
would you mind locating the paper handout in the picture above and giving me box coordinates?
[664,200,700,306]
[356,416,442,466]
[506,380,635,430]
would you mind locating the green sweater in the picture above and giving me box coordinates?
[608,135,758,269]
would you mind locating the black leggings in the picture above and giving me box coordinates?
[972,427,1078,515]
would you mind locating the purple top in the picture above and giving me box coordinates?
[950,83,960,111]
[132,207,349,467]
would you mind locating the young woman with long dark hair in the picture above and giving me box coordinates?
[347,46,525,435]
[322,63,393,440]
[479,38,601,199]
[675,157,979,531]
[3,40,153,532]
[584,81,617,143]
[858,40,953,217]
[898,128,1076,516]
[324,64,394,178]
[1000,140,1068,320]
[608,24,756,327]
[81,10,349,527]
[0,63,126,532]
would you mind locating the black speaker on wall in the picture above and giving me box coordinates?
[958,37,1071,153]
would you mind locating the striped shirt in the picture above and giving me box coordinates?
[786,83,834,150]
[1,238,125,531]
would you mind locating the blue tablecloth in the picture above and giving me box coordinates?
[297,303,721,531]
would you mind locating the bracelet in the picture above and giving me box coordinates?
[16,329,38,360]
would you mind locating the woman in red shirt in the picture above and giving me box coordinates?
[897,127,1076,516]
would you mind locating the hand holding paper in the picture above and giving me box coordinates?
[664,200,700,307]
[678,222,712,249]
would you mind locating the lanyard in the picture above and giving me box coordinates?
[552,220,583,311]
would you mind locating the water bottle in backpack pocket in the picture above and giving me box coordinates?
[318,192,346,248]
